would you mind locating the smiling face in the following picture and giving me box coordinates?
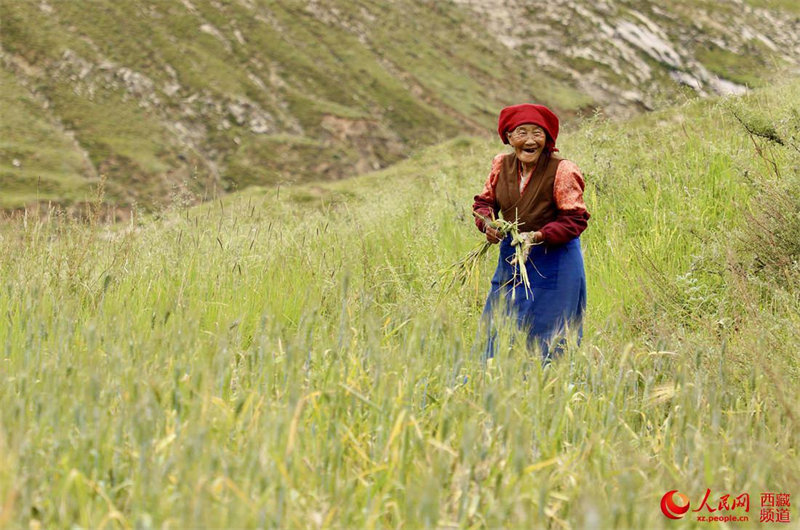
[507,124,547,166]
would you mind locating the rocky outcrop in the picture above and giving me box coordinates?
[453,0,800,116]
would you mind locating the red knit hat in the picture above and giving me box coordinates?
[497,104,559,151]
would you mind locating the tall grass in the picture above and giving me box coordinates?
[1,82,799,529]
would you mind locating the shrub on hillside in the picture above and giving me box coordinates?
[730,105,800,291]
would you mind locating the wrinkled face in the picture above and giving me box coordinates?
[507,124,547,165]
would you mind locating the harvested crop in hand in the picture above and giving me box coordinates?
[444,213,533,299]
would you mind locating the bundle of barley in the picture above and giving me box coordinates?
[443,213,532,299]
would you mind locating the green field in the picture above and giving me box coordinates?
[1,81,799,528]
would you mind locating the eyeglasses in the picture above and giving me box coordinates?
[509,127,546,140]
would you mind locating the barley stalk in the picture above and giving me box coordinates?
[443,213,533,299]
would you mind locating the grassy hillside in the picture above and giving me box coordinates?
[0,0,584,210]
[1,80,799,528]
[2,0,799,211]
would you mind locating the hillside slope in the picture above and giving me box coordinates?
[2,76,799,529]
[1,0,799,210]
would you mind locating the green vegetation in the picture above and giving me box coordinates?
[744,0,800,14]
[0,65,94,208]
[0,0,591,209]
[2,80,798,528]
[3,0,798,211]
[695,42,780,88]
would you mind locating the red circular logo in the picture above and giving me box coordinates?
[661,490,690,519]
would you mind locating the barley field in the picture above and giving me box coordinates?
[1,83,798,529]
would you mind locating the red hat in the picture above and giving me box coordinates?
[497,104,559,151]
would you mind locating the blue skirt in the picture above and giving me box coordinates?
[482,236,586,360]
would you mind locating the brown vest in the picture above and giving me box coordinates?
[495,152,562,232]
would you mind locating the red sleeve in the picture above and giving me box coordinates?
[539,160,591,245]
[472,154,505,232]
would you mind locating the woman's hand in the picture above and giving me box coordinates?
[485,225,503,244]
[510,231,544,264]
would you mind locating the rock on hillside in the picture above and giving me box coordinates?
[455,0,800,116]
[1,0,798,210]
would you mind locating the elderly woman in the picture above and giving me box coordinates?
[473,104,590,361]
